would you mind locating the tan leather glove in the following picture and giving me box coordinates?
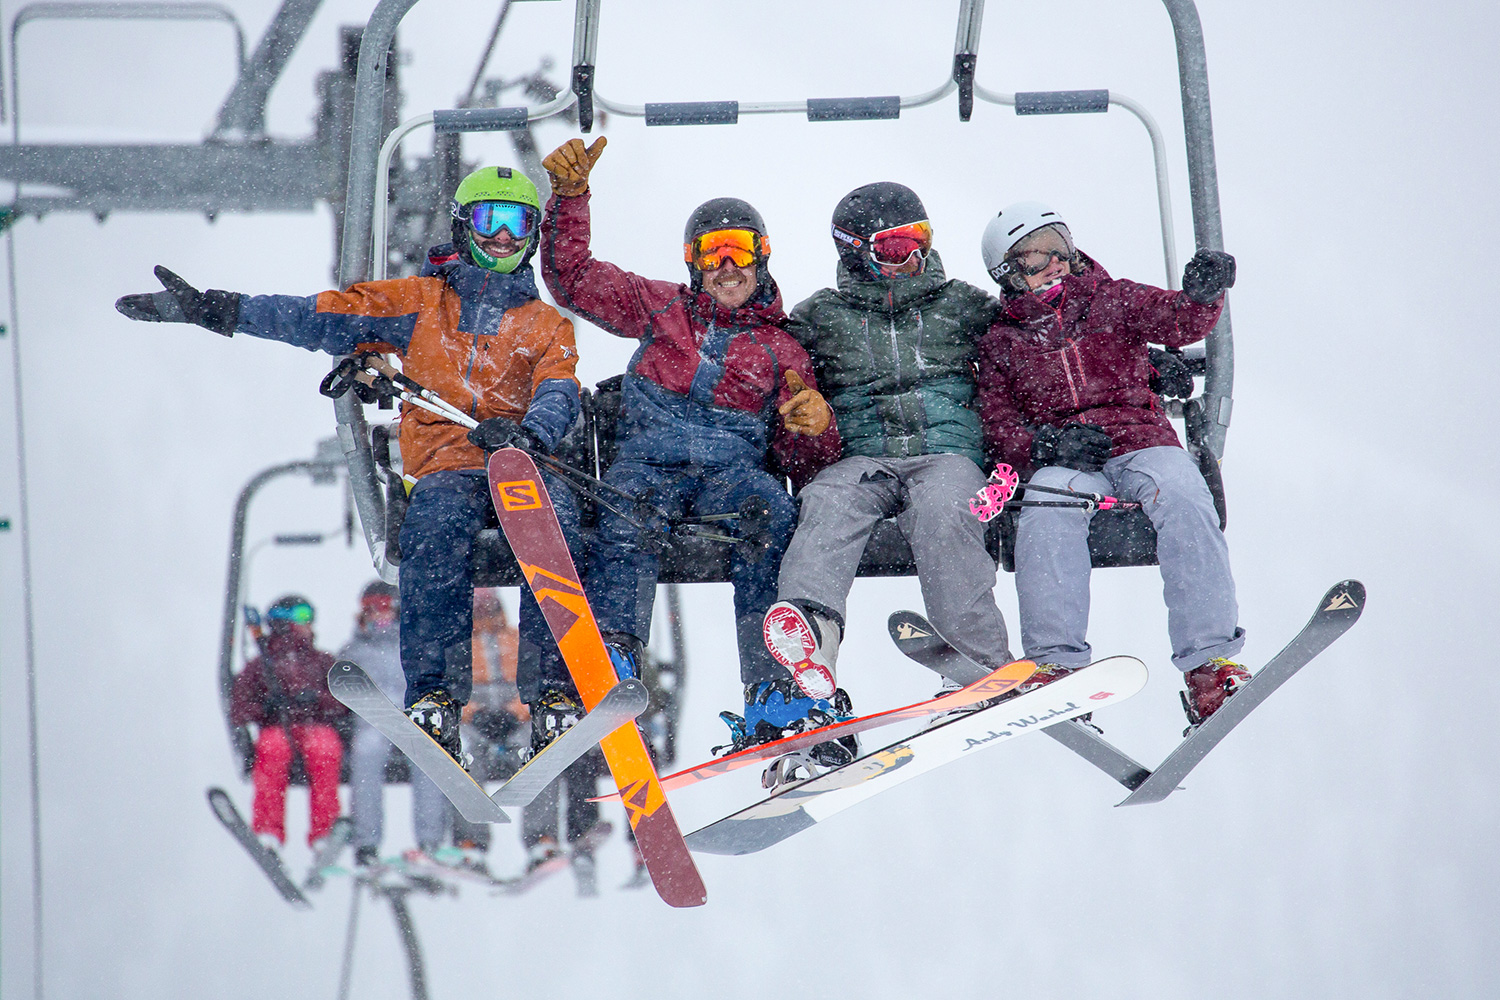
[779,370,832,437]
[542,136,607,197]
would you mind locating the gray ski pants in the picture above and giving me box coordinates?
[1015,445,1245,673]
[777,453,1014,668]
[350,720,452,851]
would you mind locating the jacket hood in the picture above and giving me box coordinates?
[423,243,540,311]
[833,249,951,311]
[688,272,787,328]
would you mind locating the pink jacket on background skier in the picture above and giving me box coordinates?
[976,253,1223,473]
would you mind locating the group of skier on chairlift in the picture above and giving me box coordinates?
[118,129,1245,854]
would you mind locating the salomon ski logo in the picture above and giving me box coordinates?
[495,479,543,511]
[1324,592,1359,612]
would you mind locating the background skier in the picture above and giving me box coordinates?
[228,595,346,855]
[115,167,588,766]
[975,201,1246,726]
[338,581,451,865]
[538,136,840,749]
[765,182,1015,751]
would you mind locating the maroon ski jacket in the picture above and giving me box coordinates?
[229,630,345,727]
[540,192,840,486]
[976,253,1224,474]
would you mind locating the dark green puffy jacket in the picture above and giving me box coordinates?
[787,252,999,466]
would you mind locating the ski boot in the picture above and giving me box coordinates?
[717,677,858,790]
[763,600,842,700]
[997,662,1099,730]
[1181,657,1252,733]
[525,837,564,875]
[529,686,585,757]
[600,631,643,682]
[406,688,471,770]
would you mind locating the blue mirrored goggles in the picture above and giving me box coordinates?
[267,602,314,625]
[467,201,538,240]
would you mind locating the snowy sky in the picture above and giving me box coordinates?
[2,1,1497,997]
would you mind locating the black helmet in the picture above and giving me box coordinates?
[831,182,930,279]
[682,197,772,295]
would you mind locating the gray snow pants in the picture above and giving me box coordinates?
[350,721,452,852]
[777,453,1014,669]
[1015,445,1245,673]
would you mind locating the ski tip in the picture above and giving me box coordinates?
[1320,580,1365,618]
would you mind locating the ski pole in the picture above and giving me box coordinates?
[968,462,1141,523]
[320,355,760,547]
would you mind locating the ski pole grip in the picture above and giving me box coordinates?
[319,358,359,399]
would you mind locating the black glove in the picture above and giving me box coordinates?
[466,417,543,454]
[114,265,242,335]
[1147,347,1195,399]
[1030,423,1115,473]
[1180,249,1236,304]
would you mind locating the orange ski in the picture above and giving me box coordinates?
[486,448,706,908]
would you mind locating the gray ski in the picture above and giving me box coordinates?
[303,815,353,892]
[328,661,509,825]
[685,656,1147,856]
[1117,579,1365,806]
[888,579,1366,806]
[206,787,310,908]
[329,661,648,822]
[490,679,650,807]
[887,609,1152,790]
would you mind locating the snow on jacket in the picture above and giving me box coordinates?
[976,252,1225,474]
[540,192,840,484]
[235,248,580,481]
[787,253,999,467]
[229,630,346,727]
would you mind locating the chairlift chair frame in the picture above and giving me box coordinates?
[328,0,1235,588]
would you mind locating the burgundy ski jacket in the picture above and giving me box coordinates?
[976,253,1224,474]
[540,192,840,486]
[229,630,345,727]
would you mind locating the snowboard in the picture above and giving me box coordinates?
[684,656,1147,856]
[888,579,1366,806]
[206,787,310,908]
[486,447,707,908]
[598,658,1039,800]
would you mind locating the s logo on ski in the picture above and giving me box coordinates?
[495,479,543,511]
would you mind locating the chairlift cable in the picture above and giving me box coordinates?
[5,221,45,1000]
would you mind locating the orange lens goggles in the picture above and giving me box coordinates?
[869,219,933,266]
[684,228,768,271]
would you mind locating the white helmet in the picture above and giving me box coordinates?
[980,201,1073,283]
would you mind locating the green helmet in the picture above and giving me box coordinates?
[449,166,542,274]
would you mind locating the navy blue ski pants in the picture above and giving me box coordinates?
[399,469,583,707]
[588,459,797,686]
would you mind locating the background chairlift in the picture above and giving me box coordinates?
[332,0,1234,591]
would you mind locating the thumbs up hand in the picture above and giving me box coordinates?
[542,137,608,197]
[778,369,832,437]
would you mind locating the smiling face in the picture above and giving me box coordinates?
[1009,226,1074,291]
[701,259,758,310]
[474,230,526,260]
